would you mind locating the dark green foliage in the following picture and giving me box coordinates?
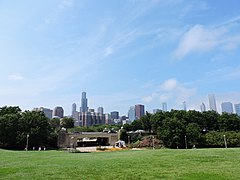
[128,110,240,148]
[60,117,74,131]
[0,106,55,150]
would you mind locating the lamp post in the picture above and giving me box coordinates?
[152,136,155,150]
[184,135,187,149]
[223,135,227,148]
[25,134,29,151]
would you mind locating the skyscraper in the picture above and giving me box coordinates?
[128,106,136,121]
[208,94,217,111]
[135,104,145,119]
[33,107,53,119]
[221,102,233,114]
[72,103,77,115]
[80,92,88,113]
[97,107,104,114]
[200,103,206,112]
[234,104,240,116]
[183,101,187,111]
[53,106,64,118]
[162,102,167,112]
[111,111,119,119]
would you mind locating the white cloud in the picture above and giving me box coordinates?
[160,78,178,91]
[173,25,222,59]
[8,74,24,81]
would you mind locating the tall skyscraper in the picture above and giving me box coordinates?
[208,94,217,111]
[97,107,104,114]
[162,102,167,112]
[80,92,88,113]
[135,104,145,119]
[234,104,240,116]
[128,106,136,121]
[200,103,206,112]
[183,101,187,111]
[72,103,77,115]
[53,106,64,118]
[221,102,233,114]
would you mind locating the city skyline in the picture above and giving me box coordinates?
[1,1,240,115]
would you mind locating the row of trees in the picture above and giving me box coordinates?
[123,110,240,148]
[0,106,74,150]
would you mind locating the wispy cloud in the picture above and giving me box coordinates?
[8,74,24,81]
[173,15,240,59]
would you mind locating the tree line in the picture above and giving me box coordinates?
[0,106,74,150]
[123,110,240,148]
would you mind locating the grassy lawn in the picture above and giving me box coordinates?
[0,148,240,179]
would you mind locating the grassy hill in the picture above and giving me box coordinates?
[1,148,240,179]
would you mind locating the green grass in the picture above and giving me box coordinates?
[0,148,240,179]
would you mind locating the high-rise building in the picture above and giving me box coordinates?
[80,92,88,113]
[183,101,187,111]
[97,107,104,114]
[208,94,217,111]
[221,102,234,114]
[200,103,206,112]
[234,104,240,116]
[111,111,119,119]
[153,109,161,114]
[135,104,145,119]
[33,107,53,119]
[128,106,136,121]
[72,103,77,115]
[53,106,64,118]
[162,102,167,112]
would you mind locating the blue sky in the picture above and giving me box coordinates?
[1,0,240,115]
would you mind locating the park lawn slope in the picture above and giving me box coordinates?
[0,148,240,179]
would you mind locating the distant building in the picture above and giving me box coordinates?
[111,111,119,119]
[183,101,187,111]
[53,106,64,118]
[80,111,105,127]
[162,102,167,112]
[71,103,79,126]
[97,107,104,114]
[200,103,206,112]
[105,113,113,125]
[128,106,136,121]
[33,107,53,119]
[135,104,145,119]
[208,94,217,111]
[153,109,161,114]
[221,102,234,114]
[234,104,240,116]
[80,92,88,113]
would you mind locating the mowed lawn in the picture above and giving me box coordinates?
[0,148,240,179]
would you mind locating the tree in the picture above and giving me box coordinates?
[60,117,74,131]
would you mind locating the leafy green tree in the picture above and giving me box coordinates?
[186,123,202,147]
[60,117,74,131]
[159,117,185,148]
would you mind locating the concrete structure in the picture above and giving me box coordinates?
[221,102,234,114]
[58,130,118,148]
[135,104,145,119]
[53,106,64,118]
[235,103,240,116]
[208,94,217,111]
